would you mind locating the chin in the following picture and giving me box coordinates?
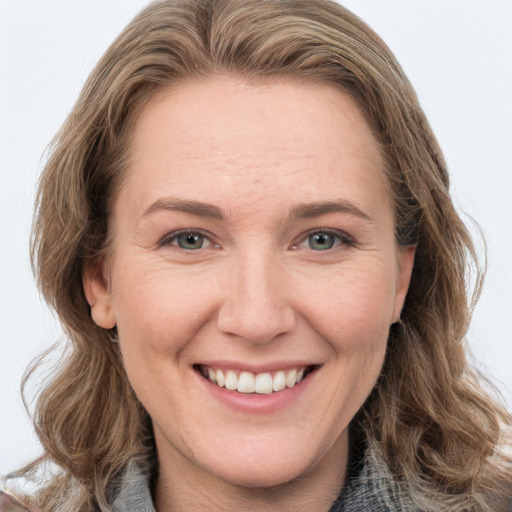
[195,433,335,490]
[207,458,309,489]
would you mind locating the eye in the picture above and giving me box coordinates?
[176,232,206,250]
[308,232,337,251]
[158,230,218,251]
[292,229,355,251]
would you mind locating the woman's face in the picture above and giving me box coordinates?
[85,76,414,489]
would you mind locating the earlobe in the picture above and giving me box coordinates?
[83,263,116,329]
[392,245,416,323]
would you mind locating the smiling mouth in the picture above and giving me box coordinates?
[194,365,317,394]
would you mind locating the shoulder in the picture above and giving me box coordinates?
[0,490,32,512]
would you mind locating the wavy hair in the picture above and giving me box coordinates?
[14,0,512,510]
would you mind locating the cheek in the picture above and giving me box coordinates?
[110,262,207,409]
[111,259,215,343]
[110,259,227,398]
[296,259,397,347]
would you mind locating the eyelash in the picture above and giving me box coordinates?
[158,228,355,253]
[291,228,356,251]
[158,229,219,251]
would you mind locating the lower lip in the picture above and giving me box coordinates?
[195,370,315,414]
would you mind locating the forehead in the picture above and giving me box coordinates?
[120,75,389,219]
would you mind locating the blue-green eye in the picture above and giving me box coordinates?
[308,232,336,250]
[176,232,205,250]
[159,230,217,251]
[290,229,354,252]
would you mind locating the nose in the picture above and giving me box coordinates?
[216,252,296,346]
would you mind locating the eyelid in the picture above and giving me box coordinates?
[158,228,219,249]
[291,227,356,250]
[156,227,354,251]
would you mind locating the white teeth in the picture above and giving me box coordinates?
[255,372,273,394]
[238,371,255,393]
[215,369,225,387]
[272,371,286,392]
[200,366,310,394]
[286,369,297,388]
[225,370,238,391]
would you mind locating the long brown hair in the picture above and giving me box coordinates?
[16,0,512,510]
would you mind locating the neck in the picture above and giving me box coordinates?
[154,431,349,512]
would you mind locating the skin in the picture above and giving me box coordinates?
[85,76,415,512]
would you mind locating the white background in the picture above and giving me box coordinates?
[1,0,511,474]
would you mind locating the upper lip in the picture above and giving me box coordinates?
[194,361,321,373]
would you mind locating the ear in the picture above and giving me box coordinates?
[83,262,116,329]
[392,245,416,323]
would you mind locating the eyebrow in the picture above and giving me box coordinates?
[289,200,374,223]
[142,198,225,220]
[142,197,373,224]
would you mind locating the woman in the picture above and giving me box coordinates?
[2,0,511,510]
